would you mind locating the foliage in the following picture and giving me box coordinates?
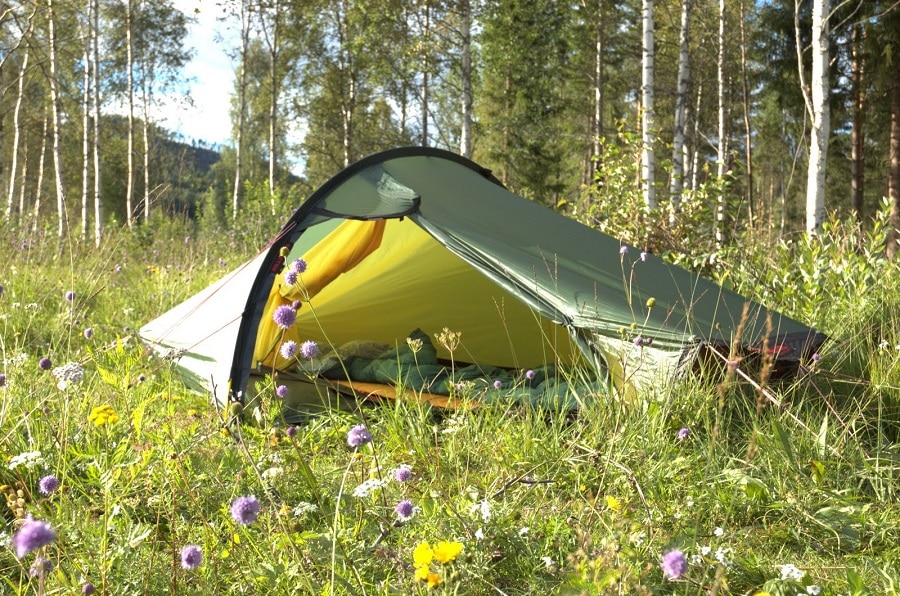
[1,220,899,594]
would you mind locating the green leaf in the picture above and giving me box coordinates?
[772,418,797,470]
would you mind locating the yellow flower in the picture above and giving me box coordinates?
[605,495,622,511]
[413,542,434,568]
[425,572,443,588]
[432,541,463,564]
[414,564,431,582]
[88,404,120,427]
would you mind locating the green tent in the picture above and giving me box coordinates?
[140,147,825,411]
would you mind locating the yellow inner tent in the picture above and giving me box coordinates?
[253,217,580,374]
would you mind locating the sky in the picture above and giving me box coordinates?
[155,0,236,148]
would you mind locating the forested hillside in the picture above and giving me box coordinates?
[1,0,899,257]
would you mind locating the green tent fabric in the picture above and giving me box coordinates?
[140,147,826,408]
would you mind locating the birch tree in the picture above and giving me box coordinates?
[459,0,473,158]
[715,0,726,246]
[231,0,252,219]
[669,0,691,208]
[48,0,69,238]
[641,0,656,210]
[6,48,29,221]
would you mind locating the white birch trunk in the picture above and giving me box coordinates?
[641,0,656,210]
[125,0,135,226]
[459,0,473,158]
[715,0,726,247]
[805,0,829,233]
[142,84,151,222]
[670,0,691,208]
[6,49,28,220]
[32,112,49,233]
[81,33,90,241]
[232,0,250,220]
[92,0,102,245]
[48,0,68,238]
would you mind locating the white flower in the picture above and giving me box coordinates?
[629,532,646,547]
[540,556,555,570]
[518,527,530,536]
[474,528,485,540]
[713,527,724,537]
[469,499,492,522]
[780,563,805,581]
[9,451,45,471]
[685,496,694,507]
[292,502,317,517]
[700,545,711,556]
[52,362,85,390]
[714,547,733,567]
[261,467,284,480]
[351,478,387,498]
[806,586,821,595]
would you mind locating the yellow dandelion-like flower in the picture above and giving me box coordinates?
[88,404,119,427]
[414,564,431,582]
[605,495,622,511]
[413,542,434,568]
[432,541,463,564]
[425,572,443,588]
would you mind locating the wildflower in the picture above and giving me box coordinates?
[413,541,434,567]
[292,502,317,517]
[807,586,821,595]
[714,547,733,567]
[780,563,804,581]
[432,541,463,564]
[518,526,530,536]
[661,549,687,580]
[395,499,415,521]
[605,495,622,511]
[262,467,284,480]
[275,384,289,398]
[53,362,85,389]
[39,357,52,371]
[9,451,45,470]
[393,464,413,483]
[290,258,307,274]
[474,528,485,540]
[0,373,6,387]
[646,297,656,308]
[285,425,298,439]
[88,404,119,427]
[300,340,319,359]
[619,245,628,255]
[407,337,423,353]
[713,526,724,537]
[811,353,821,362]
[640,251,648,262]
[633,336,644,347]
[38,475,59,495]
[347,424,372,448]
[65,290,75,302]
[677,427,690,441]
[180,544,202,570]
[29,556,53,577]
[280,340,298,359]
[493,380,502,389]
[352,478,387,498]
[82,583,96,595]
[470,499,491,522]
[83,327,93,339]
[272,305,297,330]
[12,518,56,557]
[230,496,260,525]
[525,369,535,380]
[284,270,298,286]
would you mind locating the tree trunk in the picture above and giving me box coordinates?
[715,0,726,247]
[32,112,49,234]
[459,0,473,158]
[48,0,68,238]
[421,1,430,147]
[739,0,753,226]
[641,0,656,210]
[266,1,279,201]
[232,0,251,220]
[81,31,91,241]
[6,48,28,221]
[804,0,829,234]
[142,84,151,223]
[850,20,865,222]
[670,0,691,208]
[590,0,605,184]
[92,0,102,245]
[886,39,900,259]
[126,0,135,227]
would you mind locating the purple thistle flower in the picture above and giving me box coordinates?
[811,353,821,362]
[291,258,307,274]
[12,518,57,558]
[285,425,298,438]
[0,373,6,387]
[39,357,52,371]
[284,270,299,286]
[29,556,53,577]
[661,549,687,580]
[65,290,75,302]
[393,464,413,482]
[38,475,59,495]
[180,544,203,570]
[230,496,260,525]
[347,424,372,448]
[395,499,415,521]
[280,340,298,360]
[677,427,690,441]
[619,245,629,255]
[300,340,318,359]
[493,380,502,389]
[272,305,297,330]
[82,583,96,595]
[275,384,289,398]
[525,369,535,380]
[83,327,94,339]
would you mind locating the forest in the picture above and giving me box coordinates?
[1,0,898,258]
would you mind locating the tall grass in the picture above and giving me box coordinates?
[0,215,898,595]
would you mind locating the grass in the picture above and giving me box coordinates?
[1,219,899,595]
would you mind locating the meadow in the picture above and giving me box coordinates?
[1,212,898,595]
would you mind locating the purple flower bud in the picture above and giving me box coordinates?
[65,290,75,302]
[38,475,59,495]
[493,380,502,389]
[525,369,535,380]
[619,245,629,255]
[285,425,298,438]
[395,499,415,521]
[677,427,690,441]
[347,424,372,448]
[393,464,412,482]
[275,385,289,398]
[82,583,96,595]
[39,357,52,371]
[180,544,203,570]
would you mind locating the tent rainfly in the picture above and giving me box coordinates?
[140,147,826,410]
